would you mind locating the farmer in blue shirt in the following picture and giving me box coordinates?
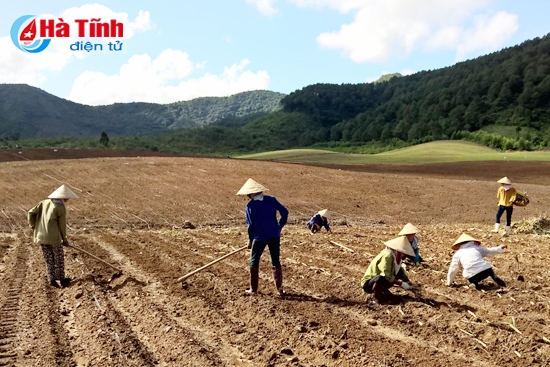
[307,209,331,234]
[236,178,289,296]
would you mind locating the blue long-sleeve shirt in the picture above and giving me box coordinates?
[246,196,288,242]
[307,213,330,231]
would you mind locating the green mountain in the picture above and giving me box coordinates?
[280,33,550,150]
[0,85,284,139]
[6,32,550,154]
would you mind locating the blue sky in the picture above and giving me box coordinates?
[1,1,549,106]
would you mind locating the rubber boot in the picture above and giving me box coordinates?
[272,266,284,296]
[491,223,500,233]
[245,267,259,295]
[372,283,384,304]
[505,226,511,236]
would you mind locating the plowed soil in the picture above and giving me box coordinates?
[1,149,550,366]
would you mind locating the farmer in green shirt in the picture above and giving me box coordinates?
[28,184,79,288]
[360,236,415,304]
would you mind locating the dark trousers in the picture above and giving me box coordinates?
[250,238,280,267]
[496,205,513,226]
[362,275,393,294]
[468,268,496,285]
[307,222,320,233]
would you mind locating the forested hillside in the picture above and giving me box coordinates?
[0,85,284,139]
[4,33,550,154]
[282,34,550,150]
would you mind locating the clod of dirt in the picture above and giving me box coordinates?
[182,221,195,229]
[308,321,320,328]
[332,350,340,359]
[366,319,378,326]
[295,325,307,333]
[517,275,525,282]
[281,348,294,356]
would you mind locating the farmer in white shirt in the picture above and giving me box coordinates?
[447,233,506,290]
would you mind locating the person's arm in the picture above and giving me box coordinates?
[413,248,421,264]
[27,201,42,229]
[58,206,68,244]
[479,245,504,258]
[396,266,409,283]
[377,255,396,284]
[245,205,254,243]
[509,188,517,205]
[447,253,460,286]
[276,200,288,230]
[324,219,330,232]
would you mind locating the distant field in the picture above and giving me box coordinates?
[237,140,550,164]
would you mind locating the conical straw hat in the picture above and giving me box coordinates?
[452,233,479,250]
[236,178,268,196]
[497,177,512,184]
[48,184,79,199]
[384,236,415,257]
[398,223,419,236]
[318,209,330,218]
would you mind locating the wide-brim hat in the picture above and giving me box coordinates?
[398,223,419,236]
[497,177,512,184]
[384,236,415,257]
[48,184,79,199]
[318,209,330,218]
[452,233,479,250]
[236,178,268,196]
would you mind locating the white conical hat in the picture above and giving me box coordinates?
[497,177,512,184]
[384,236,415,257]
[452,233,479,250]
[398,223,419,236]
[318,209,330,218]
[48,184,79,199]
[236,178,268,196]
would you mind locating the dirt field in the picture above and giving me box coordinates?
[1,149,550,366]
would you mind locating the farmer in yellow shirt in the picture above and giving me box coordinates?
[28,184,79,288]
[491,177,516,236]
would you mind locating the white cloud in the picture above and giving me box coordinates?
[69,52,270,105]
[0,4,151,87]
[246,0,279,16]
[293,0,518,63]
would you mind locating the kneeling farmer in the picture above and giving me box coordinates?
[447,233,506,289]
[361,236,414,304]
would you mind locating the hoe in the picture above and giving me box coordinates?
[67,243,123,281]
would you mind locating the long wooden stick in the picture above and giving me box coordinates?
[67,244,122,273]
[177,245,248,283]
[328,240,355,253]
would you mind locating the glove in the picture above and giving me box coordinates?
[62,241,70,247]
[401,281,411,290]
